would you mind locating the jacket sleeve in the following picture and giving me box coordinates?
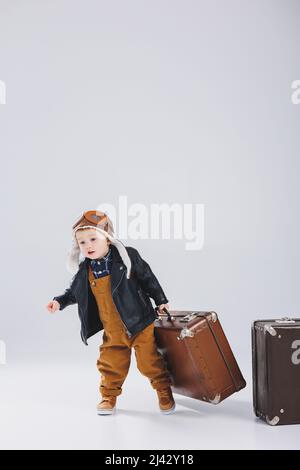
[128,247,169,306]
[53,276,77,310]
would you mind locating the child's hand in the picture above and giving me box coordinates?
[46,300,61,313]
[157,303,170,314]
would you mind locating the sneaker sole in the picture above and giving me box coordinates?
[160,403,176,414]
[97,407,116,416]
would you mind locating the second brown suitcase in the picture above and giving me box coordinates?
[154,309,246,404]
[252,317,300,425]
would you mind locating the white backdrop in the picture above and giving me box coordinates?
[0,0,299,449]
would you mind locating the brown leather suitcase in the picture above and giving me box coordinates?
[154,309,246,404]
[252,317,300,425]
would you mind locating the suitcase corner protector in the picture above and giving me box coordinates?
[266,415,280,426]
[209,311,218,323]
[209,393,221,404]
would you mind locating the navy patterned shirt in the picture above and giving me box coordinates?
[90,248,112,278]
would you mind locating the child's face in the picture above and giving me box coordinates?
[75,228,110,260]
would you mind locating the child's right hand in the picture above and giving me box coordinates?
[46,300,61,313]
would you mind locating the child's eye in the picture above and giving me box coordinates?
[91,238,96,241]
[80,241,85,245]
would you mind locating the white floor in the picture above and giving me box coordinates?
[0,355,299,450]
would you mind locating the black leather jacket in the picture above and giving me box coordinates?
[53,245,169,345]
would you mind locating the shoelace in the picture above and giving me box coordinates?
[157,389,172,397]
[101,398,114,404]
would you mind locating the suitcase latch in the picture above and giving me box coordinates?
[177,327,195,340]
[264,325,277,336]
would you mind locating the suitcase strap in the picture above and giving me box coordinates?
[203,315,240,392]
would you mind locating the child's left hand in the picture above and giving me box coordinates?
[157,303,170,314]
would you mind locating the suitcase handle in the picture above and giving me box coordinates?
[275,317,296,323]
[155,306,174,322]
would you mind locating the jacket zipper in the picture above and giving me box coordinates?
[111,269,132,338]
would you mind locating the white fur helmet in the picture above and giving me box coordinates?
[66,210,131,279]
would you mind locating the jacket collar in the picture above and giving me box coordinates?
[90,247,112,267]
[78,244,126,292]
[81,244,122,267]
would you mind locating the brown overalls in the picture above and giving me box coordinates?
[88,266,172,398]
